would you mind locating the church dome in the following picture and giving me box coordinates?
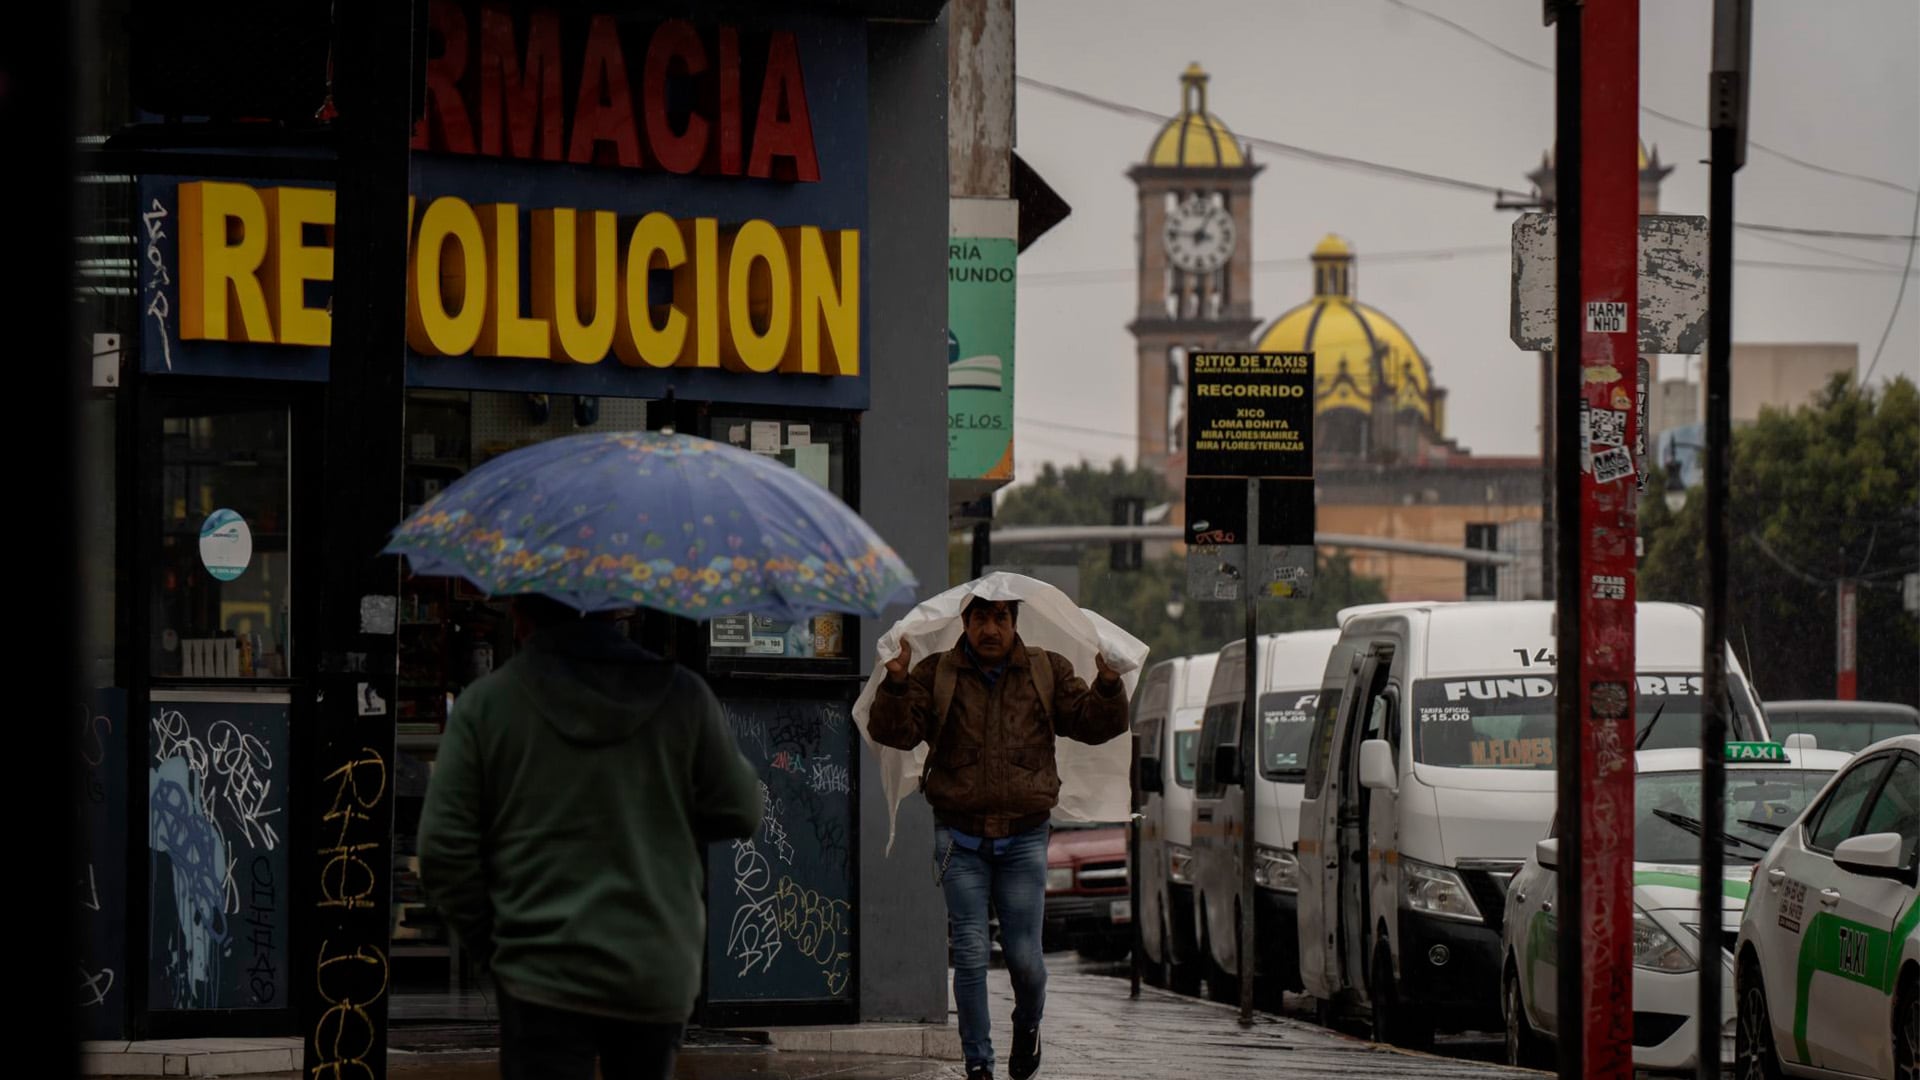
[1145,63,1247,168]
[1253,234,1437,425]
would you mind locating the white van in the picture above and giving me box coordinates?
[1133,652,1218,991]
[1186,629,1342,1004]
[1294,601,1772,1047]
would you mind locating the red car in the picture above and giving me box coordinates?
[1043,822,1131,958]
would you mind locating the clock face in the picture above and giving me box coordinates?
[1163,196,1237,274]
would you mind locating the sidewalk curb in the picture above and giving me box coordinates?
[81,1038,302,1078]
[749,1024,964,1061]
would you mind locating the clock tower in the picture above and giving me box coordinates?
[1128,63,1262,481]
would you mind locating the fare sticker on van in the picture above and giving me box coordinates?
[1469,737,1555,768]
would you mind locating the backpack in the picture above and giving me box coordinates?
[920,646,1054,792]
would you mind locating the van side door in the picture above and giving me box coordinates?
[1135,667,1173,962]
[1192,701,1240,968]
[1333,652,1383,993]
[1296,656,1353,1000]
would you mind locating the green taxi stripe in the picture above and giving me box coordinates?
[1790,903,1910,1064]
[1633,870,1752,901]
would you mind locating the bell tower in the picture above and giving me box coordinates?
[1128,63,1263,483]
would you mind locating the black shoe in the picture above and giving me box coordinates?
[1010,1025,1042,1080]
[966,1068,993,1080]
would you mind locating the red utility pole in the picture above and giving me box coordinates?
[1835,579,1859,699]
[1576,0,1639,1075]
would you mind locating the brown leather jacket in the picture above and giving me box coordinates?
[869,638,1130,838]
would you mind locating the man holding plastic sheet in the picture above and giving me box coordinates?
[869,596,1130,1080]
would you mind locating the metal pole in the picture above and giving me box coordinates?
[302,3,414,1078]
[1700,3,1749,1075]
[1550,3,1586,1076]
[1239,477,1260,1026]
[1130,716,1144,998]
[1541,350,1557,594]
[1575,0,1640,1074]
[13,0,81,1066]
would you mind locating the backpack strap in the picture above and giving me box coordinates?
[1027,647,1055,727]
[922,651,962,792]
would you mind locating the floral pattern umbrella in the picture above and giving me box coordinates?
[385,431,917,620]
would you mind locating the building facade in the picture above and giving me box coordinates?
[77,0,953,1050]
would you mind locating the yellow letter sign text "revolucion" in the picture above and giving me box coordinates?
[176,180,859,377]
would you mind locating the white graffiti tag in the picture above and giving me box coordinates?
[142,197,174,371]
[724,840,782,977]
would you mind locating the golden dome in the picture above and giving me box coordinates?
[1253,236,1436,424]
[1146,63,1247,168]
[1312,233,1352,258]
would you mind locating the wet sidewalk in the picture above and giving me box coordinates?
[85,959,1535,1078]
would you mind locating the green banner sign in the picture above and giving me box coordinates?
[948,236,1017,481]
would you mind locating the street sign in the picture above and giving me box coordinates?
[1179,350,1317,1027]
[1184,351,1314,479]
[1183,351,1316,601]
[1510,213,1709,354]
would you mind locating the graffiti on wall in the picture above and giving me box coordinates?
[147,694,290,1011]
[708,699,856,1003]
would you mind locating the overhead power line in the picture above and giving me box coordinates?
[1379,0,1919,198]
[1863,189,1920,381]
[1016,76,1920,244]
[1019,249,1901,291]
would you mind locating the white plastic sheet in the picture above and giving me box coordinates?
[851,572,1151,854]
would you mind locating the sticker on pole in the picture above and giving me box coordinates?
[1591,446,1635,485]
[198,508,253,581]
[1585,301,1629,334]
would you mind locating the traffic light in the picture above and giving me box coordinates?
[1111,496,1144,572]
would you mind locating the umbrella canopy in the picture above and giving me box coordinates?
[385,431,917,620]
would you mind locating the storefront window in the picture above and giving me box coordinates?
[152,403,292,680]
[705,414,854,665]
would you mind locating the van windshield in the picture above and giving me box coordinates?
[1412,672,1756,770]
[1261,690,1320,778]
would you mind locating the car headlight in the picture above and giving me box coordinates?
[1402,858,1483,922]
[1633,908,1696,972]
[1167,844,1195,884]
[1254,845,1298,892]
[1046,866,1073,893]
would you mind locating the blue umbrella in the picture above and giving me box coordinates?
[385,431,917,620]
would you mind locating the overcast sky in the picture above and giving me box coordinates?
[1007,0,1920,480]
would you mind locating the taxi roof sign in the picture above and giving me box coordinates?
[1725,741,1788,763]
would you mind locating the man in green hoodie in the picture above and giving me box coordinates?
[419,596,762,1079]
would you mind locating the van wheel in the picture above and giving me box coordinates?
[1201,916,1239,1005]
[1504,961,1551,1070]
[1736,953,1784,1080]
[1370,945,1433,1051]
[1140,917,1166,988]
[1167,916,1201,996]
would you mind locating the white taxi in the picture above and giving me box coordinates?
[1735,733,1919,1080]
[1501,741,1850,1072]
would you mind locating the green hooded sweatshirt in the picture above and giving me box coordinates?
[418,621,761,1022]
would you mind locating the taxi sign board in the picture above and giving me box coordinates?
[1724,741,1787,763]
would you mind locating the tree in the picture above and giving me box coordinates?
[962,460,1388,662]
[1640,374,1919,706]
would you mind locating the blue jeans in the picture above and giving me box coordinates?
[937,824,1049,1073]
